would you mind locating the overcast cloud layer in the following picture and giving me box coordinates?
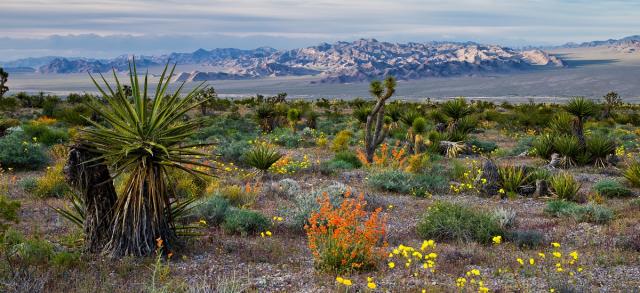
[1,0,639,60]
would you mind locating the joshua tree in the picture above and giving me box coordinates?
[363,76,396,163]
[82,61,212,257]
[195,87,217,115]
[564,97,597,148]
[602,91,622,119]
[0,68,8,98]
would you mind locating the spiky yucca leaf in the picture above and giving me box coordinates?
[81,60,213,256]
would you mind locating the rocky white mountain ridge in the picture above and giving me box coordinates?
[35,39,565,83]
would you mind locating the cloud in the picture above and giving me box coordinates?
[0,0,639,60]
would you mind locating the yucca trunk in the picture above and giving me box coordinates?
[64,144,118,253]
[103,160,175,257]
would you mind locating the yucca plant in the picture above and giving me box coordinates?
[532,134,554,159]
[441,97,472,122]
[353,106,372,124]
[498,165,530,198]
[82,60,213,256]
[287,108,300,133]
[586,134,616,168]
[244,143,282,174]
[564,97,597,147]
[553,134,581,167]
[254,103,277,133]
[550,172,581,201]
[549,112,574,135]
[623,160,640,188]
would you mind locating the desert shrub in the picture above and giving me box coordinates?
[214,183,260,207]
[544,200,613,224]
[52,104,94,126]
[367,169,447,194]
[244,143,282,172]
[510,136,535,156]
[416,201,504,244]
[171,170,209,199]
[222,208,270,236]
[631,198,640,209]
[331,130,353,152]
[333,151,362,169]
[0,97,19,111]
[18,177,37,193]
[498,165,529,198]
[592,179,633,198]
[319,160,355,174]
[0,118,20,136]
[31,160,71,198]
[571,204,614,224]
[270,128,305,148]
[190,196,230,226]
[22,124,69,146]
[469,138,498,153]
[507,230,543,248]
[550,172,581,201]
[405,153,432,174]
[273,178,300,199]
[491,208,516,229]
[0,196,20,235]
[305,192,386,273]
[285,182,348,231]
[216,140,251,164]
[0,132,48,169]
[623,160,640,187]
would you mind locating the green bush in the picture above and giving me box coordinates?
[550,172,581,201]
[22,124,69,146]
[190,196,230,226]
[592,179,633,198]
[0,132,48,169]
[222,208,270,236]
[544,200,613,224]
[416,201,504,244]
[507,230,543,248]
[367,169,447,194]
[333,151,362,168]
[469,138,498,153]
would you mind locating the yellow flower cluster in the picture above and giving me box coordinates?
[269,154,311,174]
[386,240,438,292]
[335,276,352,286]
[506,242,585,292]
[456,268,489,292]
[450,159,485,194]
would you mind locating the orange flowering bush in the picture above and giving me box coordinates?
[305,191,387,273]
[357,142,407,169]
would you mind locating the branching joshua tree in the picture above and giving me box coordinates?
[602,91,622,119]
[363,76,396,163]
[0,68,9,98]
[81,60,213,257]
[195,87,217,115]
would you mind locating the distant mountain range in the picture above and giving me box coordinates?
[557,35,640,49]
[1,38,573,83]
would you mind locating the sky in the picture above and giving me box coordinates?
[0,0,639,61]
